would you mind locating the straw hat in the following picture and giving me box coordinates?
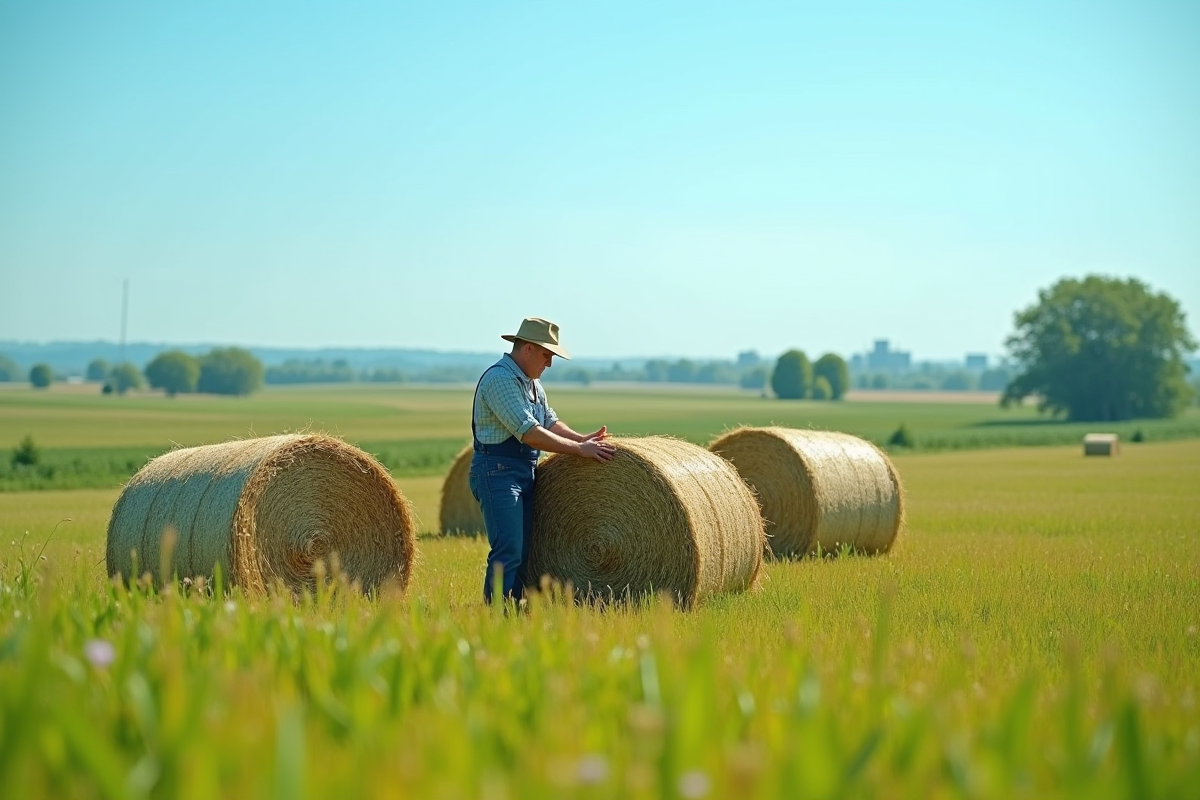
[501,317,572,359]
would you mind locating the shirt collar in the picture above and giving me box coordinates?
[499,353,533,383]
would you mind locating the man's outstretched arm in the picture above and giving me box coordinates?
[545,421,609,443]
[522,425,615,461]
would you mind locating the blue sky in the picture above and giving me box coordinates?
[1,1,1197,361]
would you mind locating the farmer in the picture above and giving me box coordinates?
[470,316,616,604]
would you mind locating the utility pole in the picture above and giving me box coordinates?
[119,278,128,365]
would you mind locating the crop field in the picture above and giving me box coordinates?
[3,383,1199,491]
[1,385,1198,798]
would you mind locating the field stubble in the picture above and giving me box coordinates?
[1,438,1197,798]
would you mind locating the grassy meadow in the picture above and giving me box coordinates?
[1,384,1198,798]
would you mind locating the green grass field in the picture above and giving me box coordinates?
[4,383,1199,491]
[1,387,1198,798]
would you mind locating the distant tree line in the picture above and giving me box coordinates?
[7,274,1195,421]
[266,359,357,384]
[540,356,775,389]
[0,348,992,399]
[852,365,1012,393]
[73,348,265,397]
[252,355,778,388]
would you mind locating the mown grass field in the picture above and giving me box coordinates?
[1,385,1198,798]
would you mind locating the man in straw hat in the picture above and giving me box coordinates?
[470,316,616,604]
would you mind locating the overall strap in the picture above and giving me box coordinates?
[471,362,541,460]
[470,364,505,445]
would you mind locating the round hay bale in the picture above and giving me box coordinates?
[525,437,765,608]
[105,434,416,594]
[439,444,484,536]
[707,426,904,558]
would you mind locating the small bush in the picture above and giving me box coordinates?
[12,435,40,467]
[812,376,832,400]
[888,423,915,449]
[1131,429,1145,443]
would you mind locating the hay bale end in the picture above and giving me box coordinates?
[524,437,765,608]
[708,426,904,558]
[1083,433,1120,456]
[440,444,484,535]
[106,434,416,595]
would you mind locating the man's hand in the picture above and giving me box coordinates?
[523,424,616,461]
[580,437,616,462]
[582,425,608,442]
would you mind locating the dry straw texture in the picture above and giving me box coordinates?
[708,426,904,558]
[106,434,416,595]
[439,444,485,535]
[524,437,765,608]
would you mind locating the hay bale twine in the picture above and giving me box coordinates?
[439,444,484,535]
[708,426,903,558]
[524,437,765,608]
[106,434,416,594]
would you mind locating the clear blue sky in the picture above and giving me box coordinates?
[1,1,1197,361]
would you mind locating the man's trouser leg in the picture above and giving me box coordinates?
[469,454,535,604]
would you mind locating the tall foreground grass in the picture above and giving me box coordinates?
[2,442,1199,799]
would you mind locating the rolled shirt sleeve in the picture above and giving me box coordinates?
[479,371,540,440]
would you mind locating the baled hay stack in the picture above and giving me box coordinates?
[106,434,416,594]
[708,427,904,558]
[439,444,485,535]
[525,437,765,608]
[1083,433,1120,456]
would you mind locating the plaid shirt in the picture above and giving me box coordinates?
[472,354,559,445]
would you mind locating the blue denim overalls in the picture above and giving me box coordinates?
[468,365,546,603]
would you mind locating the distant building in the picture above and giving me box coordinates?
[866,340,911,373]
[965,353,988,371]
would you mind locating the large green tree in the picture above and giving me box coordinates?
[1002,276,1196,421]
[145,350,200,397]
[86,358,110,382]
[812,353,850,400]
[109,363,144,395]
[0,354,22,382]
[29,363,53,389]
[198,348,264,396]
[771,350,812,400]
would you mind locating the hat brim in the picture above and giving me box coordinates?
[501,334,571,359]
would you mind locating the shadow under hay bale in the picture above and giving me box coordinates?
[439,444,484,536]
[106,434,417,595]
[708,426,904,558]
[524,437,765,608]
